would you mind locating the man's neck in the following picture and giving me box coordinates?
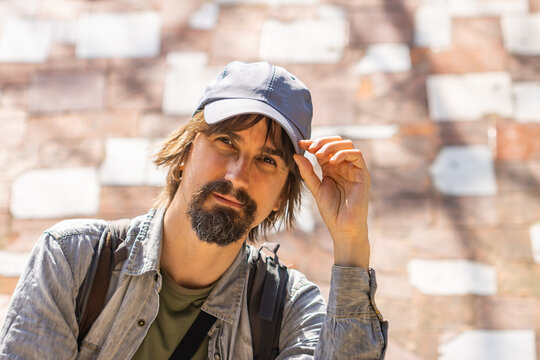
[160,198,245,289]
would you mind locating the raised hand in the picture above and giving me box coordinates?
[293,137,371,270]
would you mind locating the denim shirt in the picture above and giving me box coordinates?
[0,208,387,359]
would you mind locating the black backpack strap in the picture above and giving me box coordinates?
[76,219,131,345]
[168,311,217,360]
[247,242,289,360]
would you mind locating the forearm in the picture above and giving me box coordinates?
[331,227,370,271]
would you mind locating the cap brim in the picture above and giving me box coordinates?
[203,98,304,154]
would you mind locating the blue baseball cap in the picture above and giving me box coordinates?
[195,61,313,154]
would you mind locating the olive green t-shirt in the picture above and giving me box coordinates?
[132,271,214,360]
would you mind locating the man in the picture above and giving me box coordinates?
[0,61,387,359]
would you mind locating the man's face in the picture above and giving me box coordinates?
[178,119,290,246]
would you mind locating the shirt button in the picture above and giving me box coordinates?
[138,319,146,327]
[214,354,221,360]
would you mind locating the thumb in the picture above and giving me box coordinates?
[294,154,320,197]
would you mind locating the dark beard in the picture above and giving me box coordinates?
[187,180,257,246]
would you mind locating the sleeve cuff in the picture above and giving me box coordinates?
[327,265,384,321]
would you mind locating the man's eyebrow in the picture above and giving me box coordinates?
[261,146,285,160]
[220,131,241,141]
[213,129,285,159]
[211,130,242,143]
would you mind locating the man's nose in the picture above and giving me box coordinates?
[224,157,250,190]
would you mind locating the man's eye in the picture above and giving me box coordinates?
[261,156,276,166]
[217,137,232,146]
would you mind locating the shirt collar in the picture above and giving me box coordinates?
[123,207,163,276]
[202,244,249,324]
[123,206,249,324]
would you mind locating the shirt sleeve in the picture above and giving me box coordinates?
[277,266,387,360]
[315,266,388,360]
[0,232,80,360]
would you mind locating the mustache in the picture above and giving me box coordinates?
[195,180,257,213]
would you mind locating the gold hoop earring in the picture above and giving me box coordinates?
[267,212,278,224]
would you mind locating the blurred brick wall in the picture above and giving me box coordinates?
[1,0,540,359]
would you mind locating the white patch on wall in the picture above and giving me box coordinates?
[318,4,346,20]
[162,52,220,116]
[414,3,452,50]
[501,14,540,55]
[426,72,513,121]
[99,138,166,186]
[260,16,347,64]
[357,44,412,75]
[189,3,219,30]
[430,145,497,196]
[530,222,540,264]
[447,0,529,16]
[408,259,497,295]
[11,168,100,219]
[438,330,536,360]
[0,18,53,63]
[76,12,161,58]
[0,0,40,17]
[513,82,540,123]
[0,251,31,277]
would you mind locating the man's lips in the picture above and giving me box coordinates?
[212,192,243,208]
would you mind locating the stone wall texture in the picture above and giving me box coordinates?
[0,0,539,359]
